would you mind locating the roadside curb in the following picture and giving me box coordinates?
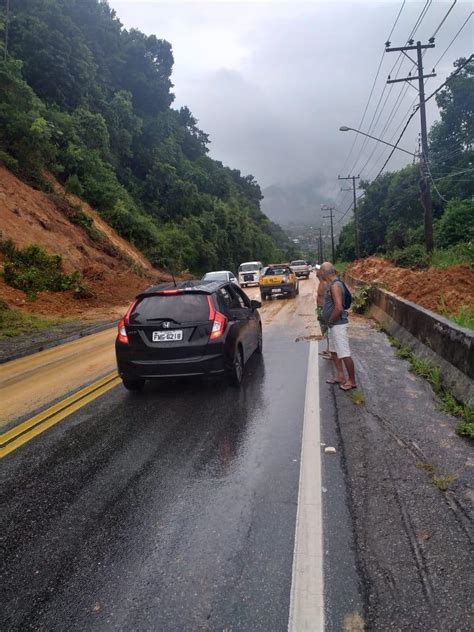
[345,273,474,408]
[0,321,117,365]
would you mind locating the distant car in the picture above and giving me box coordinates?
[238,261,264,287]
[290,260,311,279]
[259,264,299,300]
[202,270,238,285]
[116,280,262,391]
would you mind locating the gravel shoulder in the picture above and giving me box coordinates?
[322,315,473,631]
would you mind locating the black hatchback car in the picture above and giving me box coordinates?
[116,280,262,391]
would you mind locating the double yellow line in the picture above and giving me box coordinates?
[0,372,121,458]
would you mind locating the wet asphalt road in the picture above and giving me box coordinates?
[1,307,310,631]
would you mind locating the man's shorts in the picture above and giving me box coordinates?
[328,324,350,358]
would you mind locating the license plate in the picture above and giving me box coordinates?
[272,288,282,293]
[152,330,183,342]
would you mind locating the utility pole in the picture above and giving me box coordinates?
[338,175,360,258]
[319,227,324,263]
[322,205,335,263]
[386,39,436,253]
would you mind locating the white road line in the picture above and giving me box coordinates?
[288,341,324,631]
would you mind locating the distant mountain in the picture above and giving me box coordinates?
[261,179,334,226]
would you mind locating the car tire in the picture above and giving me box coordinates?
[122,378,145,392]
[229,346,244,387]
[256,325,263,354]
[260,292,266,301]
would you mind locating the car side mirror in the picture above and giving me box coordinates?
[250,299,261,310]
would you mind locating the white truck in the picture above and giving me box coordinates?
[238,261,264,287]
[290,260,311,279]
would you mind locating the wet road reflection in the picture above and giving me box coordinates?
[1,324,309,632]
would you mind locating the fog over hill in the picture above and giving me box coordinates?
[261,179,334,226]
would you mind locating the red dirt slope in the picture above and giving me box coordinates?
[347,256,474,317]
[0,166,170,319]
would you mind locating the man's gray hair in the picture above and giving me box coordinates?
[320,262,336,275]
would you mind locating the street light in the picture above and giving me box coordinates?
[339,126,415,156]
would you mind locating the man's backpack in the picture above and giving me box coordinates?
[331,278,352,310]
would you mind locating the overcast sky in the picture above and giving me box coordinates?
[109,0,473,210]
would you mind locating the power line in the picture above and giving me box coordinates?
[349,1,433,177]
[433,167,474,181]
[338,0,407,175]
[431,0,457,39]
[432,11,473,70]
[373,54,473,179]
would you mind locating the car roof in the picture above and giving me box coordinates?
[138,280,228,298]
[203,270,231,275]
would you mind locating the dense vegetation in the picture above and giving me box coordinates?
[0,0,294,273]
[337,58,474,264]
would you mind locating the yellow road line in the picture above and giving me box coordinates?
[0,372,121,458]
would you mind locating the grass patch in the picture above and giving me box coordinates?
[1,235,80,300]
[396,345,412,360]
[449,305,474,330]
[335,261,350,274]
[431,474,458,491]
[430,243,474,269]
[0,306,61,339]
[373,321,387,333]
[416,461,458,491]
[388,334,474,439]
[352,284,377,314]
[351,391,365,406]
[416,461,437,476]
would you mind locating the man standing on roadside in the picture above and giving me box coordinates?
[320,262,356,391]
[315,268,331,359]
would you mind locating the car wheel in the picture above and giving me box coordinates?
[122,378,145,392]
[256,325,263,354]
[260,292,266,301]
[296,283,300,295]
[229,346,244,387]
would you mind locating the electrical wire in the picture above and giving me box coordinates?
[337,0,407,175]
[432,11,473,70]
[432,167,474,181]
[348,1,433,177]
[431,0,457,39]
[373,55,473,179]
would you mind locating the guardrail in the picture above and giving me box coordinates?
[345,273,474,408]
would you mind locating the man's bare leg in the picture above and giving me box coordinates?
[340,356,356,389]
[327,352,346,384]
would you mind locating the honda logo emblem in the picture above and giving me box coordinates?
[162,321,171,329]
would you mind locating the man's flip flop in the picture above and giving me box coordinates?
[339,383,357,391]
[326,378,341,384]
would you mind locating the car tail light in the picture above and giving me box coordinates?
[160,289,183,295]
[207,295,227,340]
[117,300,137,344]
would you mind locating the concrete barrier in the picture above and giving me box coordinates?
[345,273,474,408]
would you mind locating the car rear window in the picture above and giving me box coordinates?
[203,272,227,281]
[131,294,210,324]
[239,264,259,272]
[291,261,306,266]
[265,267,288,276]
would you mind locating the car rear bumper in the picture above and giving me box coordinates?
[294,271,309,277]
[116,349,227,379]
[260,283,295,294]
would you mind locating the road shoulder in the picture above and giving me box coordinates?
[324,315,473,631]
